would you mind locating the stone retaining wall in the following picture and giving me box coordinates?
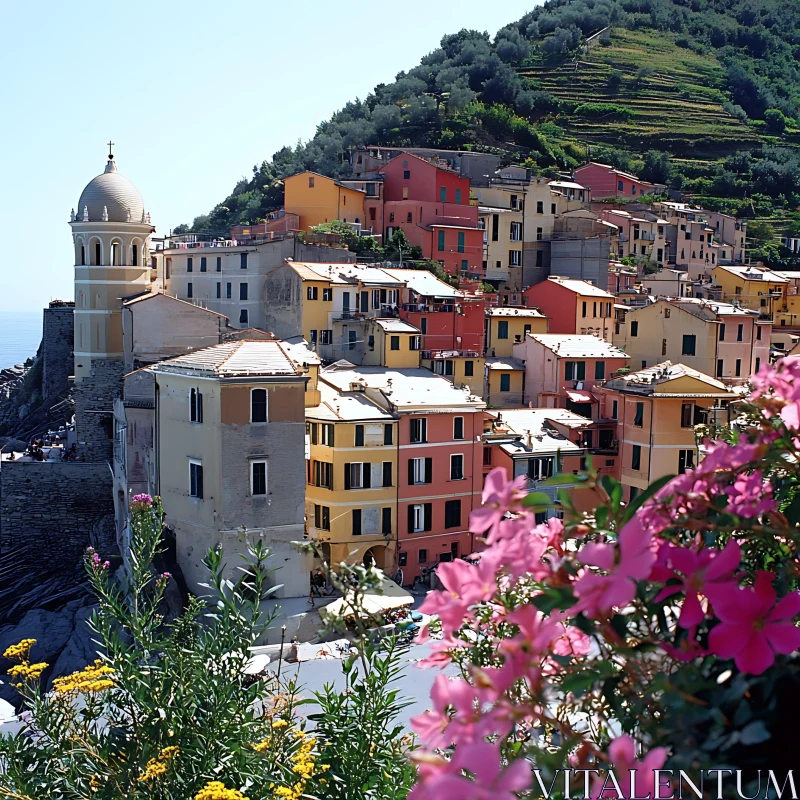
[41,306,74,401]
[0,461,114,562]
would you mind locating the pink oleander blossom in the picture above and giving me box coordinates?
[707,571,800,675]
[598,735,669,800]
[570,517,657,618]
[750,357,800,430]
[469,468,527,536]
[409,740,531,800]
[724,470,776,519]
[661,625,708,662]
[654,539,742,628]
[131,493,153,506]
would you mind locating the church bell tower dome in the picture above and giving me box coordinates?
[76,152,146,224]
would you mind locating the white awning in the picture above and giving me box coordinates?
[319,577,413,621]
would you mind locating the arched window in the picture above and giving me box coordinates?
[95,241,101,266]
[251,388,268,423]
[81,245,86,265]
[111,241,121,266]
[131,243,138,266]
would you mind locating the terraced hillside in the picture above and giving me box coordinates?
[522,29,763,159]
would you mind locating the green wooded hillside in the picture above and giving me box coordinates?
[180,0,800,248]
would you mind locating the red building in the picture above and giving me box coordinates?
[574,162,662,200]
[381,153,484,278]
[384,268,486,355]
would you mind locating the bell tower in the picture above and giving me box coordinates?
[69,146,154,459]
[70,144,154,381]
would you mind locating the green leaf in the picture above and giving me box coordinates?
[532,587,576,613]
[740,720,771,745]
[600,474,623,512]
[561,670,602,696]
[538,473,589,487]
[521,491,556,508]
[621,473,676,522]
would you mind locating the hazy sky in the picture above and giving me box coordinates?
[0,0,537,311]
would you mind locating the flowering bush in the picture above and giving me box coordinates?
[410,357,800,799]
[0,495,413,799]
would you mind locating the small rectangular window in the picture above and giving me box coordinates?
[757,326,762,341]
[322,288,332,302]
[455,188,462,204]
[398,551,407,566]
[612,399,618,419]
[384,424,393,445]
[240,283,248,301]
[251,388,268,423]
[382,461,393,487]
[190,388,203,424]
[381,507,392,534]
[630,320,639,337]
[307,286,318,300]
[418,548,427,564]
[500,373,511,392]
[735,358,742,377]
[634,402,644,427]
[200,256,207,272]
[239,309,248,325]
[352,509,362,536]
[404,169,411,180]
[226,282,232,299]
[251,461,267,496]
[190,462,203,498]
[450,454,464,480]
[216,282,221,299]
[440,186,446,202]
[390,336,400,351]
[682,334,696,356]
[536,201,543,214]
[464,360,474,377]
[483,447,492,466]
[187,282,193,299]
[240,253,248,269]
[678,449,695,475]
[410,417,427,443]
[717,359,724,377]
[497,320,509,339]
[187,257,193,272]
[595,361,605,380]
[355,425,365,446]
[582,302,587,318]
[719,323,726,341]
[453,417,464,440]
[737,324,744,342]
[444,499,461,529]
[631,444,641,471]
[216,256,221,272]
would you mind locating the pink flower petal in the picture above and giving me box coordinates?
[678,591,705,628]
[768,591,800,622]
[708,622,749,659]
[734,631,775,675]
[704,540,742,582]
[764,620,800,655]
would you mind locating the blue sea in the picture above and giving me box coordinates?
[0,311,42,369]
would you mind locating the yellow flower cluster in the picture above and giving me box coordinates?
[52,660,115,695]
[137,745,180,782]
[271,719,289,729]
[193,781,249,800]
[270,732,330,800]
[7,661,48,685]
[3,639,36,661]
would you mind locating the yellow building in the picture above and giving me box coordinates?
[485,307,548,358]
[284,171,367,231]
[484,357,526,407]
[614,298,771,382]
[421,353,485,396]
[711,265,788,320]
[360,319,422,368]
[596,362,736,503]
[306,381,398,571]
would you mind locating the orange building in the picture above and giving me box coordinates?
[284,171,367,231]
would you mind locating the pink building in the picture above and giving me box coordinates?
[381,153,484,278]
[398,408,484,579]
[574,162,662,200]
[512,333,629,411]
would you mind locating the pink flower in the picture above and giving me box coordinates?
[131,493,153,506]
[654,539,741,628]
[661,626,708,662]
[751,356,800,430]
[469,468,527,536]
[409,741,531,800]
[500,605,562,665]
[410,675,512,749]
[599,735,669,799]
[707,571,800,675]
[570,517,657,618]
[418,560,496,636]
[725,471,775,518]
